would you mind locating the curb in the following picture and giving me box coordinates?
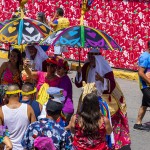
[70,61,138,81]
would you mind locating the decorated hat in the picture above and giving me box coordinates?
[34,137,56,150]
[88,48,101,55]
[56,56,69,71]
[46,57,57,65]
[47,87,65,102]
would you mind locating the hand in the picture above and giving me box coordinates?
[23,59,30,68]
[95,72,104,82]
[76,66,82,73]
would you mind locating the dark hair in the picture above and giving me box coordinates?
[56,8,64,16]
[22,82,34,92]
[78,93,101,135]
[37,12,46,23]
[9,48,22,71]
[46,110,61,116]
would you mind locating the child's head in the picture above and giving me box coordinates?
[79,93,101,134]
[34,137,56,150]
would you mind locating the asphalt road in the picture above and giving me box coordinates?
[0,58,150,150]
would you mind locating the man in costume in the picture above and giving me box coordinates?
[75,49,131,149]
[25,45,48,71]
[134,41,150,130]
[49,8,70,56]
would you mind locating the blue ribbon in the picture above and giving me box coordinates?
[18,19,24,45]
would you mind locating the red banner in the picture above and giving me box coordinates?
[0,0,150,70]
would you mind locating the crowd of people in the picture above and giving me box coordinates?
[0,4,150,150]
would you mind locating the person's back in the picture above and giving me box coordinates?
[0,84,36,150]
[20,82,42,120]
[22,99,73,150]
[2,103,29,150]
[73,115,110,150]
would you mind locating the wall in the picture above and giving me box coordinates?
[0,0,150,70]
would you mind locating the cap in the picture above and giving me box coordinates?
[47,87,65,102]
[46,99,63,112]
[56,56,69,71]
[88,48,101,55]
[34,137,56,150]
[46,57,57,65]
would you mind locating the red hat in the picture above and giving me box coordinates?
[46,57,57,65]
[56,56,69,71]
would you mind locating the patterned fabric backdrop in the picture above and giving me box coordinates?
[0,0,150,70]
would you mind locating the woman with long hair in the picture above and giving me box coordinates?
[0,48,22,86]
[66,93,112,150]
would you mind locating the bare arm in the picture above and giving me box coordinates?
[0,107,4,125]
[65,115,76,134]
[48,12,57,27]
[3,136,13,150]
[0,62,7,83]
[23,59,38,80]
[138,66,150,84]
[27,105,36,123]
[103,116,113,135]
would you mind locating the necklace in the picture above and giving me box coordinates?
[46,74,55,80]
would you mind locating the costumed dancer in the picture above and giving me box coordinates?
[75,49,131,149]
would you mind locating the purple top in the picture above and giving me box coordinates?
[58,75,74,114]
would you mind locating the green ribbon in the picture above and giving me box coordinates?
[81,25,85,47]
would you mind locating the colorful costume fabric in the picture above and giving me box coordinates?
[58,75,74,114]
[21,118,73,150]
[0,125,9,143]
[1,67,21,85]
[75,55,130,149]
[73,115,110,150]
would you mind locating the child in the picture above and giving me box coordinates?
[66,93,112,150]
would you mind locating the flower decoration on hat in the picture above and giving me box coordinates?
[46,57,57,65]
[56,56,69,71]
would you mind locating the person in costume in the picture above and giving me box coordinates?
[134,41,150,130]
[56,56,74,123]
[0,84,36,150]
[0,48,22,86]
[23,57,60,91]
[20,82,42,120]
[66,93,112,150]
[24,45,48,71]
[75,49,131,150]
[0,125,12,150]
[49,8,69,56]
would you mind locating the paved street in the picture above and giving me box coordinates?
[0,58,150,150]
[69,71,150,150]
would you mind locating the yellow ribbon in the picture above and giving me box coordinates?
[6,90,22,95]
[21,88,37,95]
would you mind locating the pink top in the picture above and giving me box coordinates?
[1,68,20,85]
[36,71,60,90]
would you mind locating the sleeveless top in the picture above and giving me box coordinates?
[20,99,41,120]
[73,115,110,150]
[1,67,20,85]
[2,104,29,150]
[36,71,60,90]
